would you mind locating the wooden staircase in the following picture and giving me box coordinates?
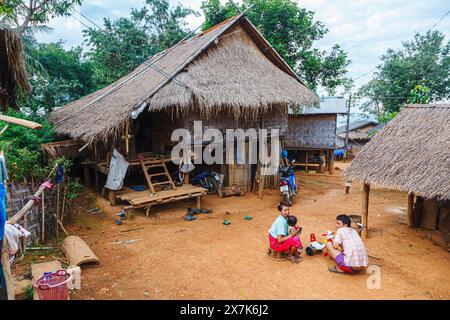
[140,159,176,194]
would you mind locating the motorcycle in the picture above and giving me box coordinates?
[172,170,222,195]
[279,159,297,206]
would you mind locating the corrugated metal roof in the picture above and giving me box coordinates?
[289,96,347,115]
[336,120,378,134]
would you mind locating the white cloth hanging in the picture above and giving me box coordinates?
[104,149,129,191]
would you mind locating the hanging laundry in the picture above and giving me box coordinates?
[55,162,64,184]
[105,149,129,191]
[4,223,31,264]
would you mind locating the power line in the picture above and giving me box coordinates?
[353,69,375,81]
[74,8,103,30]
[428,9,450,31]
[71,14,93,30]
[352,9,450,83]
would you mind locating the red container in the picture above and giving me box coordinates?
[34,270,73,300]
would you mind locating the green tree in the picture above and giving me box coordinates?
[0,0,82,36]
[0,109,55,180]
[200,0,350,92]
[358,31,450,115]
[407,84,431,104]
[84,0,198,88]
[18,41,96,113]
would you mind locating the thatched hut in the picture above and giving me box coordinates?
[50,14,318,207]
[286,96,346,174]
[336,120,379,155]
[0,28,31,111]
[345,104,450,238]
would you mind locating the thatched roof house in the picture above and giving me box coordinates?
[0,28,31,111]
[345,104,450,235]
[51,13,318,144]
[345,104,450,200]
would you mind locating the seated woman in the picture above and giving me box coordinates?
[325,214,368,274]
[268,203,302,263]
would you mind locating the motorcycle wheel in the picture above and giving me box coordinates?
[203,176,219,195]
[283,194,292,206]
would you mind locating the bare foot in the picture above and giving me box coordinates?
[288,255,301,263]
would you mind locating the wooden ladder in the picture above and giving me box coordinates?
[140,159,176,194]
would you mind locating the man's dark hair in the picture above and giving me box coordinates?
[336,214,351,227]
[287,215,297,227]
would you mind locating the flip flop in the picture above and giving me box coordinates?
[328,266,345,274]
[184,215,197,221]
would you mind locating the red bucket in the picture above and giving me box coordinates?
[34,270,73,300]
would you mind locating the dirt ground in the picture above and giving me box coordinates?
[65,162,449,300]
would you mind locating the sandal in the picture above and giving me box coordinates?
[328,266,345,274]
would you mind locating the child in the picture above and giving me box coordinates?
[287,215,303,253]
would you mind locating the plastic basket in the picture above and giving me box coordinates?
[34,270,73,300]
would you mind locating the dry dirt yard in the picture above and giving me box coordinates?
[68,162,450,300]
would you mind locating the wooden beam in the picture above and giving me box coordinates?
[305,151,309,172]
[196,196,201,209]
[329,150,335,174]
[1,239,15,299]
[83,166,91,188]
[407,193,415,227]
[361,183,370,239]
[0,115,42,130]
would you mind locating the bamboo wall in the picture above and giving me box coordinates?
[286,114,337,149]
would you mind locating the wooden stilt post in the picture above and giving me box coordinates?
[83,166,91,188]
[94,170,99,193]
[361,183,370,239]
[329,150,335,174]
[258,166,264,199]
[305,151,309,172]
[318,150,324,173]
[196,196,201,209]
[1,238,15,300]
[407,193,415,227]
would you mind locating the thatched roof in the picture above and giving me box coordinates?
[51,14,318,143]
[0,28,31,110]
[345,104,450,200]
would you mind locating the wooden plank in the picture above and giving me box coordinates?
[121,186,207,207]
[118,184,205,202]
[152,181,172,186]
[148,172,167,177]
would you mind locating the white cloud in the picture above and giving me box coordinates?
[35,0,450,94]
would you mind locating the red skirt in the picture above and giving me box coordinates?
[269,234,302,253]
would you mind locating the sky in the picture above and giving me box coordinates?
[35,0,450,97]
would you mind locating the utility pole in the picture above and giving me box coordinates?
[344,94,352,158]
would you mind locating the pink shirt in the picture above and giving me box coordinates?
[333,227,368,267]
